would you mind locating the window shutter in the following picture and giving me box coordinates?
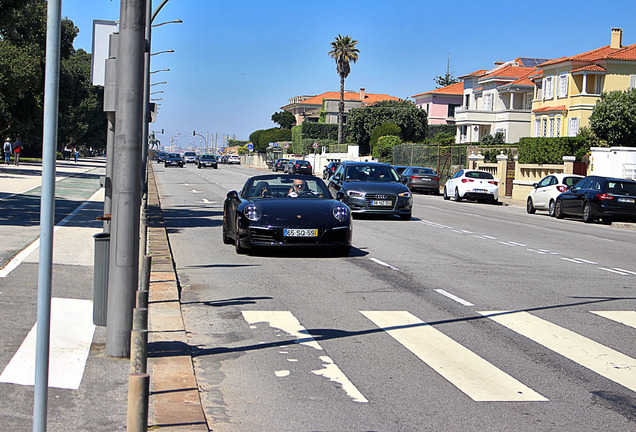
[631,75,636,89]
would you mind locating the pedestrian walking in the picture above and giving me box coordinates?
[63,144,70,160]
[73,146,79,162]
[3,138,11,164]
[13,138,22,166]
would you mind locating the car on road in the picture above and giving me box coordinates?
[443,169,499,204]
[164,153,184,167]
[554,175,636,224]
[196,154,218,169]
[526,173,583,216]
[323,161,340,179]
[222,174,352,255]
[392,165,407,176]
[228,155,241,164]
[155,151,167,163]
[272,158,289,172]
[400,166,440,194]
[285,159,313,175]
[328,161,412,220]
[183,151,197,164]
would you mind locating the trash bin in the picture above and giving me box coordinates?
[93,233,110,326]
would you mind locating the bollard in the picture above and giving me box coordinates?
[130,328,147,374]
[133,307,148,331]
[139,255,152,292]
[93,233,110,326]
[126,373,149,432]
[136,290,148,310]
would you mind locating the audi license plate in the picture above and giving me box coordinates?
[618,197,635,203]
[370,200,391,206]
[284,228,317,237]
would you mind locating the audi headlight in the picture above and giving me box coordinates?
[332,205,349,222]
[243,204,262,221]
[347,190,365,198]
[398,191,412,198]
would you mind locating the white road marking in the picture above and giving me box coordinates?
[0,298,95,389]
[369,257,400,271]
[560,257,584,264]
[613,268,636,276]
[590,311,636,329]
[599,267,631,275]
[361,311,547,402]
[482,235,498,240]
[275,370,290,377]
[242,311,367,403]
[499,241,524,247]
[434,289,474,307]
[480,311,636,393]
[0,189,102,278]
[527,249,549,254]
[202,198,210,203]
[418,220,451,229]
[573,258,598,264]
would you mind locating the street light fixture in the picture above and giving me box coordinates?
[152,19,183,27]
[150,68,170,74]
[150,90,164,95]
[151,49,174,56]
[150,81,167,86]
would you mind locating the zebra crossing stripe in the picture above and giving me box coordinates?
[590,311,636,329]
[480,311,636,393]
[361,311,548,402]
[0,298,95,389]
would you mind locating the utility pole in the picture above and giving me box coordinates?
[106,0,147,358]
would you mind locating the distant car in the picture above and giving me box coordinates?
[228,155,241,164]
[155,151,167,162]
[443,169,499,204]
[554,175,636,224]
[197,154,218,169]
[285,159,313,175]
[164,153,184,167]
[526,173,584,216]
[222,174,352,255]
[323,161,340,179]
[273,158,289,172]
[219,155,228,164]
[183,151,197,164]
[400,167,440,194]
[392,165,407,176]
[328,161,413,220]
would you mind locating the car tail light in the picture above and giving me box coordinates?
[433,177,440,181]
[294,164,299,168]
[410,176,418,180]
[462,179,474,183]
[488,181,498,186]
[596,193,614,200]
[557,185,567,192]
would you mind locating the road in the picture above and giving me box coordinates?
[154,161,636,432]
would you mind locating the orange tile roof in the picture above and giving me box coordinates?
[532,105,568,113]
[298,91,399,106]
[479,65,538,81]
[459,69,487,79]
[540,43,636,67]
[412,81,464,98]
[571,64,607,73]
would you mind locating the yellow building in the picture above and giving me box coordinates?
[531,28,636,138]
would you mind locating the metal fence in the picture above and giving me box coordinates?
[392,143,468,181]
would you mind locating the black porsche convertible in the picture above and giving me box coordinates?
[222,174,352,255]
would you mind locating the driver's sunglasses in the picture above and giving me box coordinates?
[294,183,304,189]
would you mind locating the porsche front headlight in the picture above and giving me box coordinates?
[244,204,262,221]
[332,205,349,222]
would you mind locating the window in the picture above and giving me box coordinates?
[556,117,562,137]
[523,93,533,110]
[568,118,580,137]
[448,104,459,118]
[544,76,554,99]
[595,76,603,94]
[631,75,636,89]
[549,118,555,137]
[536,82,543,99]
[542,118,547,137]
[535,119,541,137]
[464,94,470,108]
[483,93,493,110]
[558,74,568,98]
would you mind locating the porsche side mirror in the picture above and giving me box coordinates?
[227,190,239,200]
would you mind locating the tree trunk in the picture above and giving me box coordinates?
[338,75,345,145]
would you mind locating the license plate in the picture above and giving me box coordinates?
[370,200,392,206]
[618,197,635,203]
[284,228,317,237]
[473,189,487,193]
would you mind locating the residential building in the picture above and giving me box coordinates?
[280,89,399,126]
[531,28,636,138]
[455,58,549,144]
[411,81,463,125]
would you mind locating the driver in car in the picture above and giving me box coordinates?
[287,179,308,197]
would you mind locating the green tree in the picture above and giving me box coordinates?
[271,110,296,129]
[375,135,401,162]
[589,89,636,146]
[328,34,359,145]
[346,100,428,155]
[434,72,459,88]
[369,122,400,155]
[480,132,505,146]
[432,132,455,145]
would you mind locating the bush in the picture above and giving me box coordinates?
[370,122,401,154]
[301,122,338,140]
[426,124,457,139]
[480,132,505,146]
[432,132,455,145]
[375,135,401,162]
[517,137,589,164]
[255,128,292,152]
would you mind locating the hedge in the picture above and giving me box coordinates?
[426,124,457,139]
[301,122,338,140]
[517,137,589,164]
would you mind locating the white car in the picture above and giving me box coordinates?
[443,169,499,204]
[228,155,241,164]
[526,173,584,216]
[183,151,197,163]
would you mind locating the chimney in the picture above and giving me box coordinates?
[360,88,365,100]
[611,28,623,49]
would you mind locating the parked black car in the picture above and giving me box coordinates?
[285,159,313,175]
[328,161,413,220]
[222,174,352,255]
[197,154,218,169]
[164,153,184,167]
[323,161,340,179]
[273,158,289,172]
[155,151,168,162]
[554,175,636,223]
[400,166,440,194]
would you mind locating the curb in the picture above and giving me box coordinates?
[146,166,208,431]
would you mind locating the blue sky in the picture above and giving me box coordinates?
[62,0,636,148]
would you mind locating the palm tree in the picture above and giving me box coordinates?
[329,35,359,145]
